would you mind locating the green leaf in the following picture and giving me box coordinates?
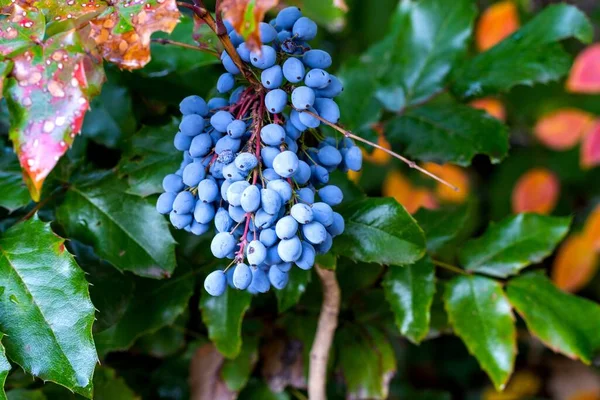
[0,150,30,213]
[275,268,311,313]
[0,217,97,398]
[56,172,177,278]
[94,268,194,355]
[134,318,187,358]
[0,335,9,400]
[415,201,478,254]
[383,256,435,344]
[238,379,290,400]
[444,275,516,391]
[92,367,137,400]
[459,214,571,278]
[5,389,46,400]
[220,336,259,392]
[288,0,347,31]
[371,0,476,111]
[506,272,600,363]
[315,253,337,271]
[386,101,509,166]
[452,4,593,98]
[200,288,252,359]
[82,80,136,149]
[337,325,396,399]
[117,120,182,197]
[333,197,426,265]
[143,16,219,77]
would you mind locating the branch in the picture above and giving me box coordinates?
[302,109,460,192]
[178,1,257,84]
[151,38,219,57]
[308,265,340,400]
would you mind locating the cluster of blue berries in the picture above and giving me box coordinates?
[156,7,362,296]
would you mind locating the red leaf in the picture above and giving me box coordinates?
[0,3,46,58]
[581,120,600,170]
[219,0,279,51]
[89,0,180,70]
[511,168,560,215]
[567,44,600,94]
[534,108,595,151]
[552,234,598,293]
[475,1,520,52]
[5,28,105,201]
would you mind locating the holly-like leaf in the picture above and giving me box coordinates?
[220,336,259,392]
[200,287,253,359]
[94,267,194,355]
[117,119,181,197]
[5,29,105,201]
[337,325,396,399]
[89,0,180,70]
[0,334,9,400]
[0,149,30,213]
[567,44,600,94]
[0,4,45,58]
[459,213,571,278]
[383,256,435,344]
[333,197,426,266]
[0,217,97,398]
[511,168,560,215]
[533,108,595,151]
[370,0,476,111]
[552,234,598,293]
[452,4,593,98]
[581,121,600,170]
[55,172,177,279]
[219,0,279,51]
[444,275,516,391]
[275,267,311,313]
[506,272,600,363]
[386,101,509,166]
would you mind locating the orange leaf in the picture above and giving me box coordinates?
[581,120,600,170]
[511,168,560,215]
[382,170,438,214]
[347,169,361,184]
[89,0,180,70]
[583,205,600,251]
[469,98,506,122]
[475,1,520,52]
[220,0,279,52]
[423,163,470,204]
[552,234,598,293]
[363,135,392,165]
[534,108,595,151]
[567,44,600,94]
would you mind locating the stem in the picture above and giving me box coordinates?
[301,109,459,192]
[308,265,340,400]
[178,1,257,84]
[432,259,470,275]
[150,38,219,57]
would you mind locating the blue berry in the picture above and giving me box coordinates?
[174,132,192,151]
[276,6,302,30]
[227,120,246,139]
[235,153,258,172]
[344,146,363,171]
[269,265,289,289]
[262,65,283,89]
[292,17,317,41]
[194,202,215,224]
[283,58,306,83]
[211,232,237,258]
[170,212,193,229]
[163,174,184,193]
[205,270,227,296]
[211,111,235,132]
[260,22,278,43]
[259,228,278,247]
[302,221,327,245]
[221,51,240,74]
[180,114,205,137]
[233,263,252,290]
[277,236,302,262]
[296,241,316,270]
[180,95,208,116]
[319,185,343,206]
[305,69,330,89]
[250,45,277,69]
[217,73,236,93]
[173,191,195,214]
[303,50,332,69]
[182,161,206,187]
[241,185,261,212]
[273,150,299,178]
[157,192,176,214]
[261,124,286,146]
[291,86,315,110]
[247,240,267,266]
[291,203,313,224]
[265,89,288,114]
[276,216,299,240]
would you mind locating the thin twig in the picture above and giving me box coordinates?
[432,259,470,275]
[301,109,459,192]
[151,38,219,57]
[19,185,68,222]
[308,265,340,400]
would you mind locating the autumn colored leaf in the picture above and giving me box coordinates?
[0,3,46,58]
[581,121,600,170]
[363,134,392,165]
[475,1,520,52]
[382,170,438,214]
[423,162,470,204]
[566,44,600,94]
[583,205,600,251]
[469,97,506,121]
[89,0,180,70]
[219,0,279,51]
[4,28,105,201]
[511,168,560,215]
[32,0,107,23]
[534,108,596,151]
[552,234,598,293]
